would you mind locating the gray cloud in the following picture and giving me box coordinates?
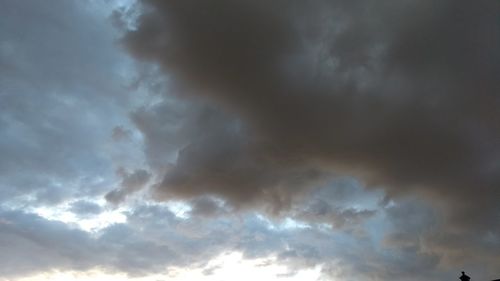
[112,126,133,142]
[131,100,330,213]
[0,205,209,278]
[290,178,381,233]
[69,200,103,217]
[1,0,499,280]
[124,0,500,276]
[125,0,499,223]
[0,209,99,277]
[1,197,497,280]
[0,0,144,205]
[188,196,228,217]
[106,168,152,204]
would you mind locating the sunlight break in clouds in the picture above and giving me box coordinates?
[33,204,127,232]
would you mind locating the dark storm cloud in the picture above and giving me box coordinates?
[125,0,499,226]
[131,100,330,213]
[124,0,500,276]
[2,0,498,280]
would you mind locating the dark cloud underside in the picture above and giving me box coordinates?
[125,0,499,225]
[124,0,500,274]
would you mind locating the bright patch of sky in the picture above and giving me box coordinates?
[256,214,311,231]
[164,201,193,219]
[32,202,127,233]
[16,252,323,281]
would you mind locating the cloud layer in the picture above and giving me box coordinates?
[125,0,499,236]
[1,0,499,280]
[123,0,500,277]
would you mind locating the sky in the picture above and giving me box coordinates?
[0,0,499,280]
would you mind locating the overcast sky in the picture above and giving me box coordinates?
[0,1,499,280]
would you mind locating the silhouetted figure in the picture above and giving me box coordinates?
[459,271,470,281]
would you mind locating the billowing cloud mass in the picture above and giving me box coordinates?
[126,0,499,218]
[124,0,499,267]
[1,0,499,280]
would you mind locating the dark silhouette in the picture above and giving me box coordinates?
[459,271,471,281]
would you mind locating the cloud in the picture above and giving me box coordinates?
[290,178,381,233]
[0,0,143,206]
[123,0,500,276]
[188,196,228,217]
[69,200,103,217]
[125,0,499,222]
[1,0,499,280]
[0,209,99,277]
[0,205,213,278]
[112,126,133,142]
[106,168,152,204]
[1,198,497,280]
